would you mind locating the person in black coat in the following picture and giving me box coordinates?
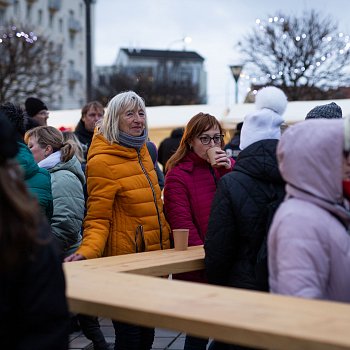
[158,127,184,174]
[0,113,69,350]
[205,87,287,350]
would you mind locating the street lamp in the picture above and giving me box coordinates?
[229,64,243,104]
[83,0,96,102]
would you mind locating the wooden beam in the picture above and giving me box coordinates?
[64,245,205,276]
[65,268,350,350]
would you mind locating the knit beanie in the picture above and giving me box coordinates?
[305,102,342,120]
[239,86,288,150]
[25,97,48,118]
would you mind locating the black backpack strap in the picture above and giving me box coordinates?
[146,141,157,165]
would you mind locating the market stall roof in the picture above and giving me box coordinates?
[48,99,350,131]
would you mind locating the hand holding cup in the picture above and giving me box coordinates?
[206,147,231,169]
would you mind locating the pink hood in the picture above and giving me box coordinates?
[277,119,350,225]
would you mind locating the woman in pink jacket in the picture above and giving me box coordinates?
[268,118,350,302]
[163,112,233,350]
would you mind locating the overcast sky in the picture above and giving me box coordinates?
[93,0,350,106]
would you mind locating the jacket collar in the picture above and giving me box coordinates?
[178,151,209,172]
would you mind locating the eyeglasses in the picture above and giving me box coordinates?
[198,134,224,145]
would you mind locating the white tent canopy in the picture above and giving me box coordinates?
[48,99,350,131]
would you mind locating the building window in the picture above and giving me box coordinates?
[14,0,19,15]
[49,12,54,28]
[79,2,84,17]
[0,9,5,25]
[38,9,43,25]
[59,18,63,32]
[69,32,75,49]
[26,3,32,22]
[68,81,75,96]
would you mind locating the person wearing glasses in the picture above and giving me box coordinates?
[204,86,287,350]
[24,97,50,129]
[163,112,233,350]
[65,91,171,350]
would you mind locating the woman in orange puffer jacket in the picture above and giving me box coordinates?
[65,91,170,350]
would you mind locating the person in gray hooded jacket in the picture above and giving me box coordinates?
[25,126,85,258]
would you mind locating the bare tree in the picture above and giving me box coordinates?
[0,22,63,105]
[238,10,350,100]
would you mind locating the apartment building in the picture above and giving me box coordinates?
[0,0,93,109]
[96,48,207,105]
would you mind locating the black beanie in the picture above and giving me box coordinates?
[305,102,343,120]
[0,112,19,164]
[25,97,48,118]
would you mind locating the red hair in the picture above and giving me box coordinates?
[166,113,224,172]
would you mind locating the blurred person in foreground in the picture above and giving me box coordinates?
[268,117,350,301]
[0,113,69,350]
[164,112,233,350]
[65,91,171,350]
[25,126,85,259]
[205,86,288,350]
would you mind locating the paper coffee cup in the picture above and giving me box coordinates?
[173,229,189,251]
[207,147,221,166]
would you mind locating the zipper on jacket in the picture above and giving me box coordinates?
[138,150,164,249]
[209,164,218,187]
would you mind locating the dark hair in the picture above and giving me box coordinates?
[0,102,25,137]
[0,161,40,270]
[166,113,224,172]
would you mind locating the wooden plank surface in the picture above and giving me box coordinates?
[64,245,205,276]
[65,268,350,350]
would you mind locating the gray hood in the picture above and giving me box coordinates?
[50,155,85,186]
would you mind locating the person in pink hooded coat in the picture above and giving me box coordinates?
[164,112,234,350]
[268,118,350,302]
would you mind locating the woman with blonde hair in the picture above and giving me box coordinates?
[25,126,85,258]
[164,112,233,350]
[65,91,170,350]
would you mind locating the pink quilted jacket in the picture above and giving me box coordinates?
[164,151,233,281]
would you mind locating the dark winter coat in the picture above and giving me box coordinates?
[74,119,94,159]
[204,139,285,291]
[0,223,69,350]
[158,127,184,173]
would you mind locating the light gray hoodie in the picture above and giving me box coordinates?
[268,119,350,302]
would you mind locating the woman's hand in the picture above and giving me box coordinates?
[213,149,232,169]
[64,253,86,262]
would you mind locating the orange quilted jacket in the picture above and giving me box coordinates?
[77,132,170,259]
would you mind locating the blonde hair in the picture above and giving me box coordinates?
[62,131,85,163]
[24,126,75,163]
[97,91,147,144]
